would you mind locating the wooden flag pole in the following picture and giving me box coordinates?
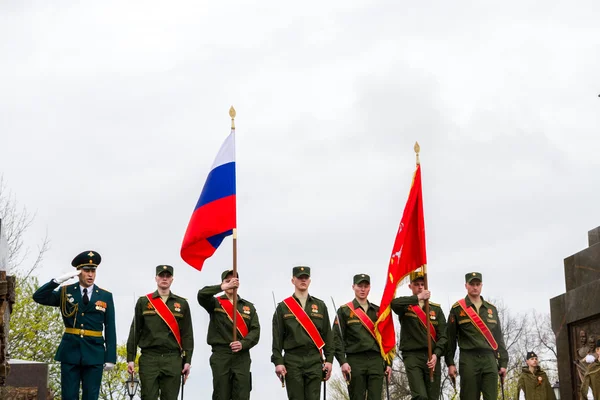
[230,106,238,341]
[415,142,434,383]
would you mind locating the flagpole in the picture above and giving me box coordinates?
[415,142,434,383]
[230,106,238,341]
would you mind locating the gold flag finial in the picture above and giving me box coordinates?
[414,141,420,165]
[229,106,236,130]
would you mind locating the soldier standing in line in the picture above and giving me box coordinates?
[446,272,508,400]
[333,273,391,400]
[126,265,194,400]
[516,351,556,400]
[581,340,600,400]
[197,269,260,400]
[271,266,334,400]
[390,270,447,400]
[32,250,116,400]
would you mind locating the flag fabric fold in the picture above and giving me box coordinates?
[181,129,236,271]
[375,163,427,363]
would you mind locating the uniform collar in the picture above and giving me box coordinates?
[152,290,173,300]
[292,293,312,302]
[352,298,373,311]
[464,295,488,308]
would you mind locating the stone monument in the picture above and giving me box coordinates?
[550,225,600,400]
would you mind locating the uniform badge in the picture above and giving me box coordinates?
[349,310,355,318]
[429,310,436,320]
[174,302,181,312]
[95,300,107,312]
[147,302,154,310]
[537,376,543,386]
[459,310,466,317]
[311,304,319,313]
[487,309,494,318]
[243,306,251,315]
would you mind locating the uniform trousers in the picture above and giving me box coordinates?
[209,346,252,400]
[61,362,103,400]
[346,351,385,400]
[402,351,441,400]
[139,351,182,400]
[458,350,499,400]
[283,348,324,400]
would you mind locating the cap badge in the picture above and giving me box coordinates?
[472,273,476,276]
[300,267,304,271]
[87,252,95,257]
[361,274,365,277]
[163,266,167,270]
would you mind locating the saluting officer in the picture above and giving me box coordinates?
[197,269,260,400]
[127,265,194,400]
[446,272,508,400]
[32,250,117,400]
[271,266,334,400]
[333,274,391,400]
[390,270,447,400]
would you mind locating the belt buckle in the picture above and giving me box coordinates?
[79,329,85,338]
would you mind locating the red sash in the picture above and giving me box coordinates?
[283,297,325,352]
[216,297,249,338]
[146,293,182,349]
[345,302,377,340]
[457,299,498,350]
[409,305,437,342]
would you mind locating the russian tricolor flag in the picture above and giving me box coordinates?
[181,129,236,271]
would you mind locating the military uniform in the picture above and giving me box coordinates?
[32,251,116,400]
[126,265,194,400]
[391,271,447,400]
[272,266,334,400]
[197,269,260,400]
[333,274,387,400]
[516,352,556,400]
[581,341,600,400]
[446,272,508,400]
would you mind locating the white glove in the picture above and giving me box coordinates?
[103,363,115,371]
[585,354,596,364]
[54,270,81,284]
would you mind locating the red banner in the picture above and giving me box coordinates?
[457,299,498,350]
[375,163,427,363]
[283,297,325,353]
[346,302,376,339]
[409,305,437,342]
[146,293,182,349]
[216,297,249,338]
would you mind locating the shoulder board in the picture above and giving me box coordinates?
[96,287,111,293]
[310,296,323,303]
[340,303,349,308]
[484,300,496,308]
[172,294,188,301]
[451,302,460,308]
[429,301,440,307]
[239,298,255,306]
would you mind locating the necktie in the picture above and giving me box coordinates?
[83,288,89,305]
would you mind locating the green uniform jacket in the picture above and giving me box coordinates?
[445,296,508,368]
[197,285,260,350]
[391,296,447,357]
[516,366,556,400]
[33,280,117,365]
[333,299,381,365]
[126,291,194,364]
[271,294,334,365]
[581,361,600,399]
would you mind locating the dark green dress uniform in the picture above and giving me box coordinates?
[333,278,386,400]
[516,354,556,400]
[126,266,194,400]
[32,251,116,400]
[197,269,260,400]
[446,273,508,400]
[272,267,334,400]
[391,291,447,400]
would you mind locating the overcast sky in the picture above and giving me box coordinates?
[2,0,600,398]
